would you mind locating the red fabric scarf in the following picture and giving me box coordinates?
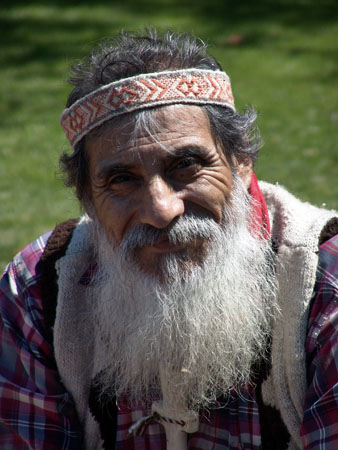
[248,173,270,240]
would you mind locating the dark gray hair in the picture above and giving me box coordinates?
[60,29,261,204]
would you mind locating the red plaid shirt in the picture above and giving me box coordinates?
[1,232,338,449]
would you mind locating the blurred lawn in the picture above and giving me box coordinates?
[1,0,337,269]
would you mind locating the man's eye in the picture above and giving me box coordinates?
[109,173,134,185]
[175,157,200,170]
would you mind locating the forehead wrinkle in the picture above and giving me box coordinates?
[98,128,179,159]
[104,135,191,170]
[96,104,211,157]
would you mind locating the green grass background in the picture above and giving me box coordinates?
[1,0,337,269]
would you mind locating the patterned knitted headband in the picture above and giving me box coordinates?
[60,68,235,148]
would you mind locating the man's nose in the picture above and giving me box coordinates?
[138,176,184,229]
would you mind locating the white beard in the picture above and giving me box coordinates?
[90,177,279,410]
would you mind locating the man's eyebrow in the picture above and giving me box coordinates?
[169,145,210,158]
[95,163,133,179]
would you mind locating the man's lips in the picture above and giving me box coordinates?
[147,235,183,253]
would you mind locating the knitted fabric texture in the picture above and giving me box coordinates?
[60,69,234,148]
[53,183,337,449]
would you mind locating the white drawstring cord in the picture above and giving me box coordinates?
[128,369,199,449]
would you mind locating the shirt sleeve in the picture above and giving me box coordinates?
[0,234,84,449]
[301,234,338,449]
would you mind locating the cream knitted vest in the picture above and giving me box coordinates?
[54,182,337,449]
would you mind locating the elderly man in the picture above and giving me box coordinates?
[0,30,337,449]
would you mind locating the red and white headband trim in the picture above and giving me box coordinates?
[60,68,235,148]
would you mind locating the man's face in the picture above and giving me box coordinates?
[86,105,239,272]
[88,107,276,406]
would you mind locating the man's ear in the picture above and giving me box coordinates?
[235,158,253,188]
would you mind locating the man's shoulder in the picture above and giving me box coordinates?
[3,230,53,290]
[259,180,338,248]
[0,231,53,330]
[259,181,337,218]
[2,218,80,291]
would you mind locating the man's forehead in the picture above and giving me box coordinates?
[86,105,215,162]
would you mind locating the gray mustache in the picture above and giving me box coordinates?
[119,215,218,255]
